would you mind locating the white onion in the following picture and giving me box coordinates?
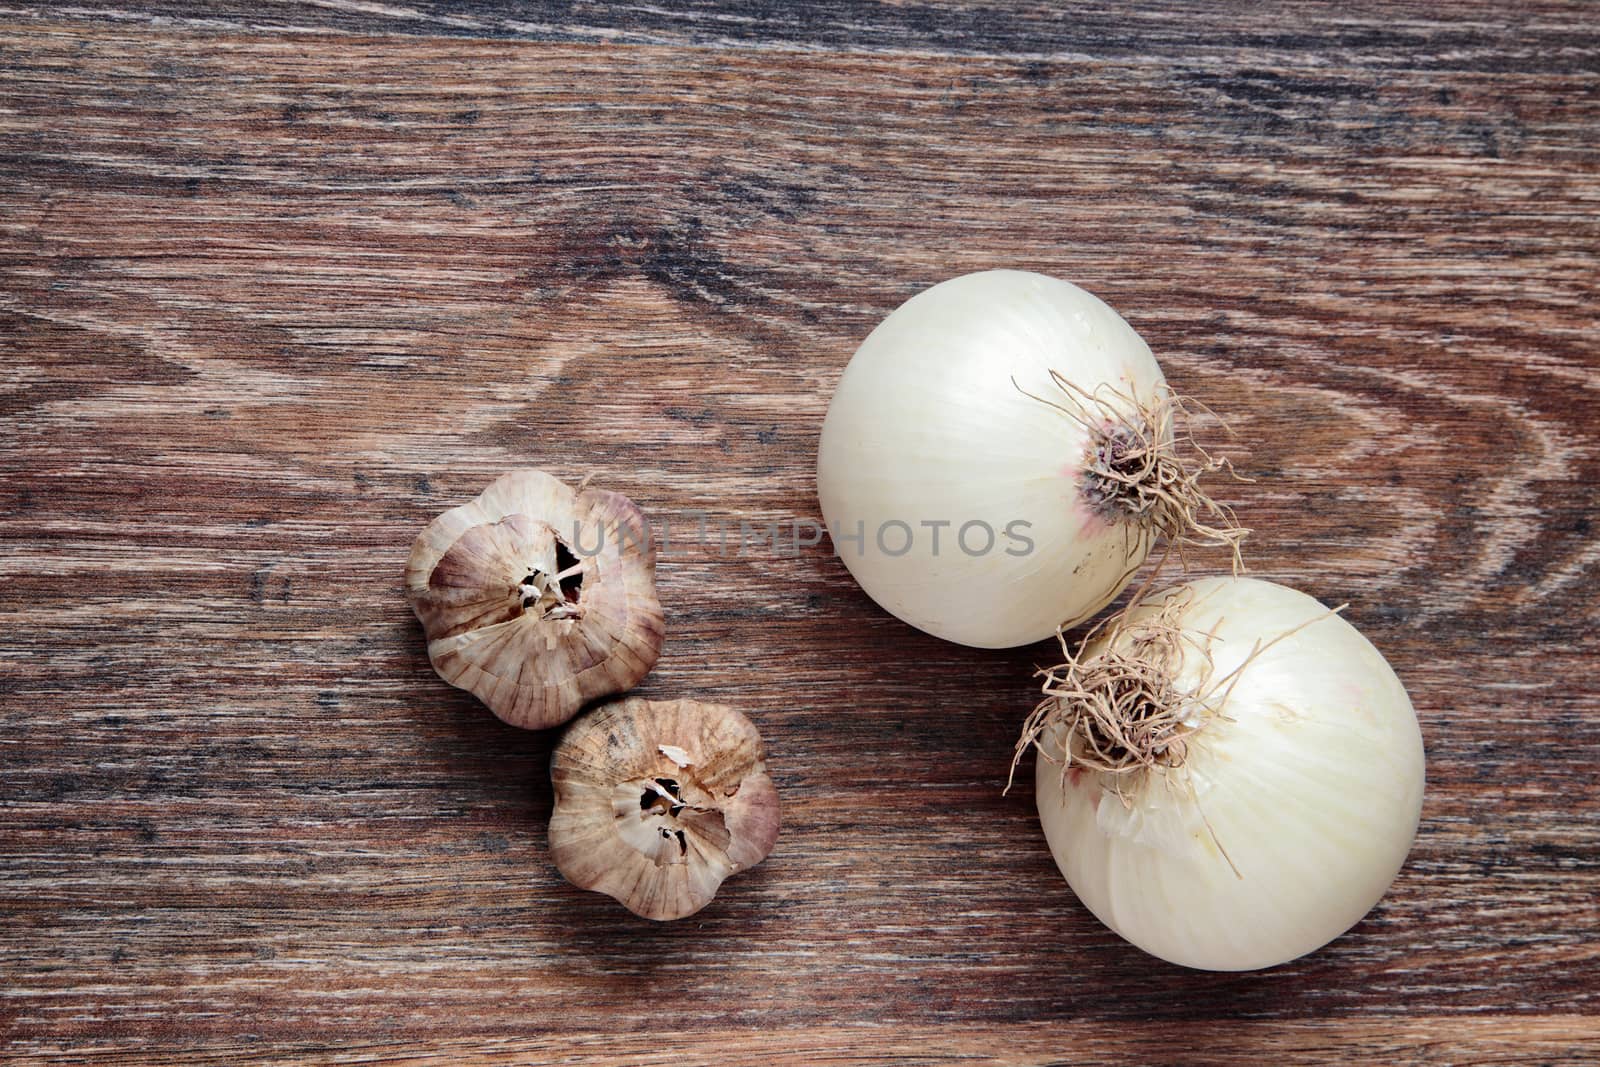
[1028,576,1425,971]
[818,270,1238,649]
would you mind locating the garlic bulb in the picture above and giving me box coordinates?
[550,697,780,920]
[1026,577,1425,971]
[405,470,664,730]
[818,270,1241,649]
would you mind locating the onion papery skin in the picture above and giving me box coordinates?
[1035,577,1425,971]
[817,270,1166,649]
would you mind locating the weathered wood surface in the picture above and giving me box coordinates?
[2,4,1597,1063]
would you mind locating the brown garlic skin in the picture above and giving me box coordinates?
[405,470,664,730]
[549,698,780,921]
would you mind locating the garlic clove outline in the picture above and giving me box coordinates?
[405,470,664,730]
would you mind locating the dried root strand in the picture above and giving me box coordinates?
[1014,373,1249,575]
[1009,587,1349,803]
[1008,591,1217,803]
[1009,582,1350,881]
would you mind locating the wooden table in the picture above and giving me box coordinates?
[3,3,1597,1063]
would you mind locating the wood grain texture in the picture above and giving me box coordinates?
[1,4,1597,1063]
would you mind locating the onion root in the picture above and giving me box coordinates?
[1015,373,1249,575]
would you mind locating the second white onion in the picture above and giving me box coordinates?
[1027,576,1425,971]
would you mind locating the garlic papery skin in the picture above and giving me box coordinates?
[818,270,1234,649]
[1031,577,1425,971]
